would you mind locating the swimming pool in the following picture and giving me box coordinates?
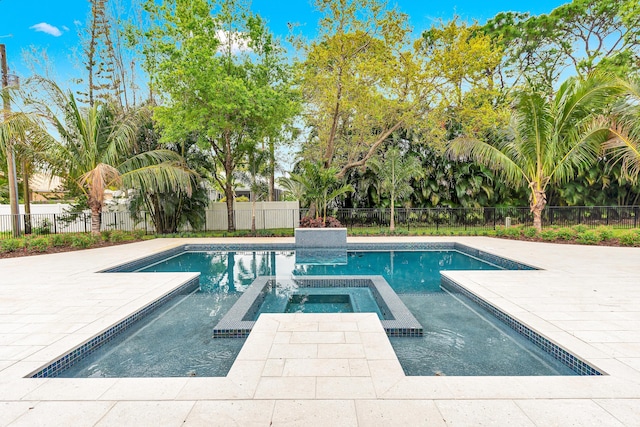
[45,243,596,378]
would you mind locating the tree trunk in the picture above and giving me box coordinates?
[268,138,275,201]
[90,201,102,235]
[251,190,256,234]
[224,134,235,232]
[5,144,21,237]
[307,202,317,219]
[225,182,235,232]
[390,198,395,232]
[530,187,547,232]
[22,160,32,235]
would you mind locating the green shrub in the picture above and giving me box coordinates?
[109,230,131,243]
[576,230,600,245]
[572,225,588,233]
[50,234,70,247]
[540,230,558,241]
[70,234,93,248]
[522,227,538,238]
[596,227,614,241]
[32,218,53,235]
[27,237,51,252]
[132,229,146,239]
[1,238,24,253]
[494,227,506,237]
[619,230,640,246]
[101,230,112,241]
[555,228,577,240]
[504,227,522,238]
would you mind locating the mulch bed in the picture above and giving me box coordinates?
[0,239,146,259]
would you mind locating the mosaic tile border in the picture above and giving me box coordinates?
[103,242,537,273]
[100,245,186,272]
[29,275,200,378]
[213,275,423,338]
[440,275,603,376]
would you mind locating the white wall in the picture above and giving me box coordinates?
[205,201,300,230]
[0,201,300,233]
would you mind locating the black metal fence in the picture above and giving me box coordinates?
[331,206,640,230]
[1,206,639,238]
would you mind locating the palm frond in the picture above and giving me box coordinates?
[447,137,527,187]
[550,117,611,184]
[606,122,640,180]
[78,163,121,203]
[120,156,194,197]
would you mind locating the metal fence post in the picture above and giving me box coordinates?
[578,207,582,225]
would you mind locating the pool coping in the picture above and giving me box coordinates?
[212,275,423,338]
[34,241,595,379]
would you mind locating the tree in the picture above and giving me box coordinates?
[419,19,507,144]
[298,0,432,178]
[368,146,422,231]
[484,0,640,91]
[235,145,269,234]
[0,85,48,236]
[282,161,353,223]
[144,0,297,231]
[128,107,209,234]
[606,78,640,182]
[33,79,193,234]
[448,74,619,230]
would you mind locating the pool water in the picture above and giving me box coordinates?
[60,250,576,378]
[285,294,353,313]
[260,287,383,318]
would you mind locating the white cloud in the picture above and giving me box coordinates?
[29,22,63,37]
[73,20,82,26]
[216,30,251,54]
[62,25,70,32]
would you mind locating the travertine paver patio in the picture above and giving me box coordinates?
[1,236,640,426]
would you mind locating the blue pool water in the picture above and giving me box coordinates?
[59,249,577,377]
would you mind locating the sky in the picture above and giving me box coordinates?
[0,0,569,84]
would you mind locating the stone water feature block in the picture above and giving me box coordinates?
[295,228,347,247]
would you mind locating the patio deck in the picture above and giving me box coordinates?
[1,236,639,426]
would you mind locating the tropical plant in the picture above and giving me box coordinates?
[32,79,193,234]
[299,0,433,178]
[606,78,640,183]
[448,74,620,230]
[143,0,298,232]
[237,146,270,234]
[281,161,353,223]
[1,85,52,237]
[368,147,423,231]
[127,107,209,234]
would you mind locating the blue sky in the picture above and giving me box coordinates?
[0,0,569,83]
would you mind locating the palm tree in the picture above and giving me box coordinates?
[368,147,423,231]
[448,75,619,230]
[1,86,47,236]
[606,78,640,181]
[281,160,353,224]
[36,81,194,234]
